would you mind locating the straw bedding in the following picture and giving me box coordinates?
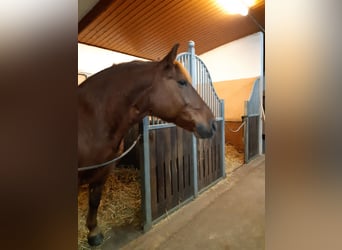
[225,143,244,175]
[78,144,243,249]
[78,168,142,249]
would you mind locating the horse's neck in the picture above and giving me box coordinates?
[105,65,155,147]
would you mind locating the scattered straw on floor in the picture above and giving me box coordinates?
[78,144,243,249]
[78,168,142,250]
[225,143,244,176]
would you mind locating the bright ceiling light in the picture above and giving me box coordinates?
[216,0,256,16]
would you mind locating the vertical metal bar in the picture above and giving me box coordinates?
[211,87,214,114]
[200,63,203,98]
[259,32,264,155]
[203,69,206,101]
[207,75,210,107]
[210,77,212,110]
[192,134,198,197]
[203,66,206,100]
[215,100,217,117]
[196,62,198,95]
[187,54,190,74]
[202,64,205,97]
[188,40,198,198]
[214,94,217,117]
[209,82,211,110]
[205,72,210,106]
[217,98,219,117]
[209,84,212,112]
[220,100,226,178]
[244,101,249,163]
[246,116,249,163]
[215,100,220,117]
[141,116,152,231]
[202,69,205,99]
[199,61,202,93]
[243,116,249,164]
[188,41,196,88]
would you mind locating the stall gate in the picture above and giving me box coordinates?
[141,41,225,229]
[243,78,261,163]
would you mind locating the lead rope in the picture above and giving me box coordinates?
[261,102,266,121]
[227,121,246,133]
[78,134,141,172]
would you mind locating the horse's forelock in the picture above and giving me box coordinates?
[174,61,192,83]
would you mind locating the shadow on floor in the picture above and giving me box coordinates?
[101,224,143,250]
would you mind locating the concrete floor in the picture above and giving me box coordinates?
[102,155,265,250]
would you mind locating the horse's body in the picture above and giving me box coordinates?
[78,44,216,246]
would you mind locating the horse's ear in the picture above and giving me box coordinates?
[161,43,179,67]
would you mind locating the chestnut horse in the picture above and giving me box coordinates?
[78,44,216,246]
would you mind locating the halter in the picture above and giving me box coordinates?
[78,134,141,172]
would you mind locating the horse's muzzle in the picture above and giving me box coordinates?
[195,119,216,139]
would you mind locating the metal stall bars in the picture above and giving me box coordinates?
[243,78,261,163]
[141,41,225,231]
[177,41,225,194]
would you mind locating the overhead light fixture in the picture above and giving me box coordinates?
[216,0,256,16]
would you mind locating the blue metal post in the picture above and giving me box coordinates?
[220,100,226,178]
[142,117,152,231]
[188,40,198,197]
[259,32,264,155]
[188,40,197,88]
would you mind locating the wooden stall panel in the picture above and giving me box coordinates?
[248,116,259,160]
[149,126,194,220]
[197,120,223,191]
[148,129,158,219]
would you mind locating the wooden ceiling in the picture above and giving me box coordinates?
[78,0,264,60]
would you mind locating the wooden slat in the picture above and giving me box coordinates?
[80,0,132,41]
[155,129,165,217]
[176,127,185,201]
[148,121,225,220]
[149,130,158,219]
[170,127,178,205]
[248,116,259,160]
[208,141,212,183]
[78,0,114,35]
[181,129,193,199]
[163,129,172,209]
[197,120,223,191]
[90,0,140,44]
[149,126,195,220]
[106,0,175,51]
[217,120,223,177]
[197,139,202,189]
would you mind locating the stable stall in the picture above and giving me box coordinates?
[214,77,261,162]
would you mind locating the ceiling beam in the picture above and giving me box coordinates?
[78,0,113,34]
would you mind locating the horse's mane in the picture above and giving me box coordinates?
[109,60,192,84]
[111,60,151,69]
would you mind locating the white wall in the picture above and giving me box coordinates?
[199,32,264,155]
[199,32,263,82]
[78,43,148,75]
[79,33,263,79]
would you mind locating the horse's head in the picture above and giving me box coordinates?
[150,44,216,139]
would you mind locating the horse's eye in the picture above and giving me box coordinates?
[177,80,187,86]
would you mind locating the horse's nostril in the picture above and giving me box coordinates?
[211,120,217,131]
